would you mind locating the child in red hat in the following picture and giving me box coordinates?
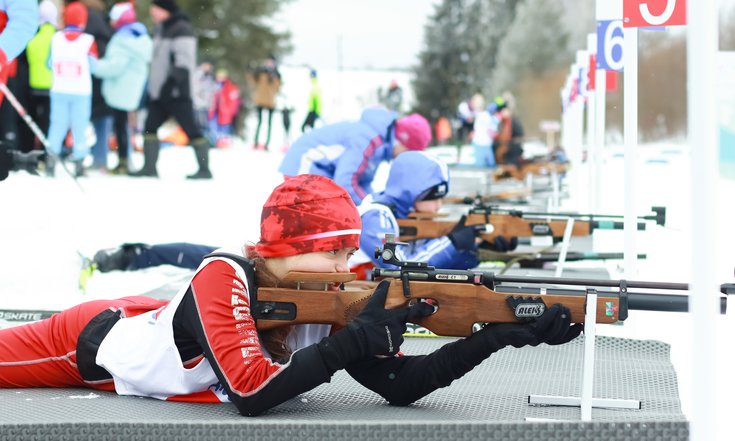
[46,1,99,177]
[0,174,579,415]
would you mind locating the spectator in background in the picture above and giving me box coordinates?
[300,68,320,133]
[279,109,432,204]
[379,78,403,113]
[93,1,152,175]
[193,59,216,144]
[278,91,293,151]
[47,1,97,177]
[0,0,38,103]
[23,0,57,152]
[455,97,475,146]
[131,0,212,179]
[433,116,452,145]
[0,0,43,181]
[469,93,496,169]
[248,54,280,150]
[75,0,113,173]
[491,96,524,167]
[208,68,240,148]
[0,0,40,152]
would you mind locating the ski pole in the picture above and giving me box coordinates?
[0,81,83,190]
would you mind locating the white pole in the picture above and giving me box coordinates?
[580,290,598,421]
[554,218,575,278]
[623,27,638,279]
[687,1,720,440]
[594,70,607,213]
[586,35,597,214]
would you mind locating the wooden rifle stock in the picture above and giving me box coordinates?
[252,240,729,337]
[252,270,730,338]
[253,273,619,337]
[397,209,651,242]
[397,212,594,242]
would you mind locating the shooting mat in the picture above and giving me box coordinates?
[0,335,686,441]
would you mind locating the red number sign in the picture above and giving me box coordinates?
[623,0,686,28]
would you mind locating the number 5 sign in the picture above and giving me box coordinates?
[623,0,686,27]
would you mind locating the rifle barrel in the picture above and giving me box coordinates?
[489,274,689,290]
[471,205,666,226]
[494,286,727,314]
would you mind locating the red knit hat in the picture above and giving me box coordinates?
[254,175,362,258]
[64,1,88,29]
[395,113,432,151]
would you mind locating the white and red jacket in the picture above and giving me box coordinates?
[95,252,331,405]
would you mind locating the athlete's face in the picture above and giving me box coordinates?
[265,248,358,286]
[414,198,443,213]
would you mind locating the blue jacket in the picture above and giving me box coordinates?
[355,151,479,270]
[93,23,152,111]
[0,0,38,60]
[278,108,397,204]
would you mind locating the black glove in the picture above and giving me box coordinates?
[11,150,46,176]
[487,235,518,252]
[448,215,480,251]
[453,303,583,367]
[317,280,434,373]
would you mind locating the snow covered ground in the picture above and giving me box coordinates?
[0,138,733,435]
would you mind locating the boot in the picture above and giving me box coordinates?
[93,245,136,273]
[129,134,159,177]
[73,159,86,178]
[187,137,213,179]
[44,155,56,177]
[110,157,128,175]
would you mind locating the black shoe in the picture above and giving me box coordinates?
[186,169,212,180]
[128,168,158,178]
[110,158,128,175]
[93,247,133,273]
[73,160,86,178]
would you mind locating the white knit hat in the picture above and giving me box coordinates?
[39,0,59,27]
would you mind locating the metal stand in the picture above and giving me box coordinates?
[554,218,575,277]
[527,290,641,421]
[551,169,561,210]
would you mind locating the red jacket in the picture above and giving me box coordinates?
[209,79,241,125]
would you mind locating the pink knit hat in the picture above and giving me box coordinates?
[109,2,136,29]
[395,113,432,151]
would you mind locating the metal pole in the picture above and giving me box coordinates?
[687,1,720,440]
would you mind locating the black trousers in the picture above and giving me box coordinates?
[301,111,318,133]
[144,98,202,140]
[111,109,129,160]
[254,106,274,148]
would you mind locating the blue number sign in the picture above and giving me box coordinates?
[597,20,624,71]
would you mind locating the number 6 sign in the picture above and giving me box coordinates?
[597,20,624,71]
[623,0,687,27]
